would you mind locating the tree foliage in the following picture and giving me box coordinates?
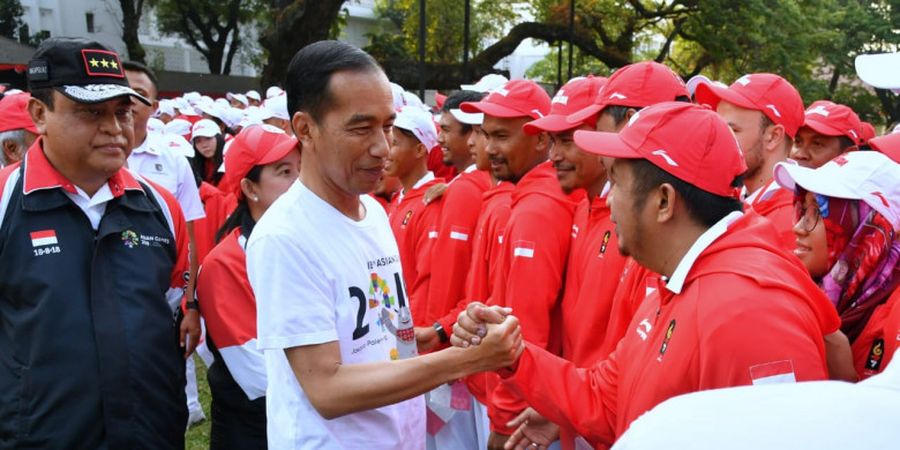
[117,0,147,63]
[150,0,263,74]
[0,0,25,41]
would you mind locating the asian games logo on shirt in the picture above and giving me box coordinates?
[121,229,172,249]
[121,230,139,248]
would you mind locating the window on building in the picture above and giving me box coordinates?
[86,13,95,33]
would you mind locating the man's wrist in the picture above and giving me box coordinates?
[432,321,449,343]
[185,300,199,311]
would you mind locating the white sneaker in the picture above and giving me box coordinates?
[187,408,206,428]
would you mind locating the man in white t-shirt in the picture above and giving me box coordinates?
[246,40,523,450]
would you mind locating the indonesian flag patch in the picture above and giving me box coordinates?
[513,240,535,258]
[30,229,58,247]
[749,360,796,385]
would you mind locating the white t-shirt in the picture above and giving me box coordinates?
[127,135,205,222]
[247,180,426,450]
[613,359,900,450]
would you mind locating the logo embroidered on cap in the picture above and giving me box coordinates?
[28,60,49,81]
[608,92,628,100]
[493,87,510,97]
[651,149,679,167]
[765,104,782,118]
[81,49,124,78]
[735,75,752,86]
[531,109,545,118]
[806,105,830,117]
[552,90,568,105]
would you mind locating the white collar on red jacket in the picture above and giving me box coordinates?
[665,211,744,294]
[397,171,435,203]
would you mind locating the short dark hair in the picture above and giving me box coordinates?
[837,135,856,151]
[285,40,381,123]
[122,60,158,98]
[30,87,55,110]
[441,90,484,133]
[627,158,743,228]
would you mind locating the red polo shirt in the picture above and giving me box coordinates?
[502,212,837,447]
[389,176,444,327]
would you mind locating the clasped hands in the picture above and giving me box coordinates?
[450,302,525,371]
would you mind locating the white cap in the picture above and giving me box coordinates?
[450,109,483,125]
[461,73,509,93]
[390,83,406,110]
[221,107,245,129]
[400,90,426,110]
[174,98,198,116]
[214,98,230,109]
[394,106,439,150]
[774,151,900,230]
[227,92,249,106]
[198,103,227,122]
[147,117,165,135]
[184,91,202,105]
[150,132,194,158]
[260,94,289,121]
[239,106,264,128]
[855,53,900,93]
[164,118,192,136]
[192,119,221,140]
[155,99,175,118]
[266,86,284,99]
[246,90,261,101]
[685,75,727,97]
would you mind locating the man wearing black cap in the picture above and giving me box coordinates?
[0,38,193,448]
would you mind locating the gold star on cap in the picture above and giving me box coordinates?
[110,60,118,70]
[89,58,99,67]
[100,59,109,68]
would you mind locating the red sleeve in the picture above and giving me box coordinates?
[426,179,485,324]
[409,201,442,324]
[882,288,900,371]
[144,178,190,293]
[490,199,573,432]
[502,342,619,446]
[197,234,257,348]
[696,276,829,387]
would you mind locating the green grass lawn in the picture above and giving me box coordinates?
[185,355,213,450]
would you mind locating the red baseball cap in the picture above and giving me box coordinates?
[573,102,747,198]
[567,61,689,124]
[868,133,900,164]
[860,121,876,143]
[523,75,607,135]
[459,79,551,120]
[222,124,298,198]
[0,93,38,134]
[801,100,863,145]
[694,73,805,138]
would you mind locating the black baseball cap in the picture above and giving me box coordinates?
[27,37,150,105]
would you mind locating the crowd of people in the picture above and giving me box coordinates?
[0,35,898,450]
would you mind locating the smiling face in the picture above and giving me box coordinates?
[384,128,423,179]
[792,191,830,278]
[438,114,472,168]
[193,135,218,159]
[244,148,302,220]
[31,91,135,187]
[549,123,605,194]
[303,69,395,196]
[482,115,545,183]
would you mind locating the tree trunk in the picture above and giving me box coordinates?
[259,0,347,88]
[119,0,146,63]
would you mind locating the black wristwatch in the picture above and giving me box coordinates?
[185,301,199,311]
[433,322,449,344]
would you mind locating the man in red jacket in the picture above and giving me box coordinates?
[694,73,805,252]
[385,106,445,326]
[453,102,838,449]
[426,91,493,330]
[459,79,576,449]
[791,100,861,169]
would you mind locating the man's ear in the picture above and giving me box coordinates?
[656,183,677,224]
[535,131,550,154]
[292,111,315,151]
[28,97,49,136]
[415,142,428,159]
[2,140,19,163]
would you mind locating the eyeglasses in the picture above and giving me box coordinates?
[793,203,822,233]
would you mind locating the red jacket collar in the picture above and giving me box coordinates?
[23,137,144,197]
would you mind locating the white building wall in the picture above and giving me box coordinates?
[19,0,257,76]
